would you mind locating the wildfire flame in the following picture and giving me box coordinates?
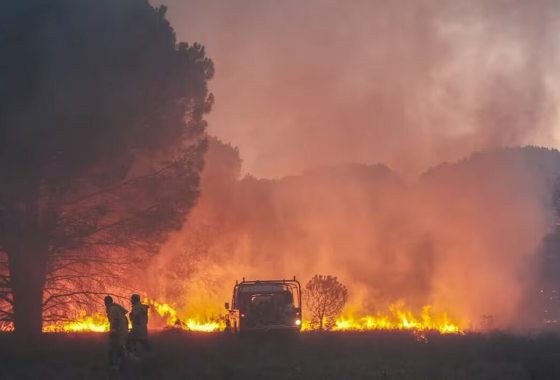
[35,301,462,335]
[146,299,226,332]
[43,312,109,333]
[302,303,462,334]
[39,299,225,333]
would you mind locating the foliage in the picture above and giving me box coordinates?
[304,275,348,330]
[0,0,213,335]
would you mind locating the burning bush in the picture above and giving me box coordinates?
[304,275,348,330]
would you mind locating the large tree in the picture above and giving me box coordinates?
[0,0,214,339]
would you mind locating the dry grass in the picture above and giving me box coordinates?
[1,330,560,380]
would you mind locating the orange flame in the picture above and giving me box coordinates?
[36,300,461,334]
[145,298,226,332]
[40,298,225,333]
[43,312,110,333]
[302,303,462,333]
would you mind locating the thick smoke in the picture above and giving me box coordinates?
[149,140,559,329]
[152,0,559,178]
[144,1,560,330]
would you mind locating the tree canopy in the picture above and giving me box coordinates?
[0,0,214,338]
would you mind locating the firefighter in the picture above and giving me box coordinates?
[127,294,151,355]
[104,295,129,372]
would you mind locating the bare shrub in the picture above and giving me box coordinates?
[304,275,348,330]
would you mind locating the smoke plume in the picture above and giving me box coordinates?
[145,1,560,330]
[153,0,559,178]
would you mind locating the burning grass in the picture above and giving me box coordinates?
[33,300,464,336]
[37,299,227,334]
[327,303,461,333]
[43,312,109,333]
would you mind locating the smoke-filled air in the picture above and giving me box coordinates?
[158,0,560,178]
[140,0,560,332]
[2,0,560,339]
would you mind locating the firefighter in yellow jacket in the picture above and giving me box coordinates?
[104,296,129,370]
[127,294,151,354]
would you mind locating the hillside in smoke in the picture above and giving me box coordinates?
[153,0,560,178]
[150,142,560,329]
[417,147,560,328]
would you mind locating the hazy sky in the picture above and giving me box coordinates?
[152,0,560,178]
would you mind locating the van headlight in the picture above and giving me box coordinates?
[295,319,301,326]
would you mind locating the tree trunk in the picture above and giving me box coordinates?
[8,243,48,342]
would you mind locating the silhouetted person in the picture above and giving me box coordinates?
[104,296,129,372]
[127,294,151,355]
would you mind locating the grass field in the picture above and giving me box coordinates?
[1,330,560,380]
